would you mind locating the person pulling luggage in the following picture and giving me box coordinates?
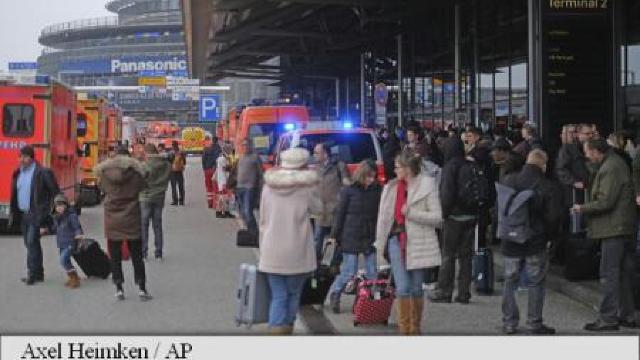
[258,148,319,335]
[375,152,443,335]
[41,194,85,289]
[326,160,382,313]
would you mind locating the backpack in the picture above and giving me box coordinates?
[456,160,490,213]
[495,181,538,244]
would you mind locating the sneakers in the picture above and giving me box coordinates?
[527,324,556,335]
[502,325,517,335]
[454,295,471,304]
[428,292,452,303]
[21,276,43,285]
[115,290,125,301]
[584,321,619,332]
[139,290,153,302]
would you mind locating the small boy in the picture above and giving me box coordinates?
[42,194,84,288]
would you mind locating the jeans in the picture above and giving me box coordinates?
[22,215,43,279]
[59,246,75,273]
[437,218,475,299]
[330,252,377,295]
[314,225,332,260]
[598,237,636,325]
[170,171,185,204]
[236,188,257,234]
[141,200,164,258]
[266,273,309,327]
[388,236,425,297]
[502,251,548,329]
[109,240,146,287]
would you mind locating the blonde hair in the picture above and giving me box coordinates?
[352,160,376,186]
[526,149,548,168]
[607,132,625,150]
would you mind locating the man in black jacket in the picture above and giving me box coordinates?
[430,137,475,304]
[10,145,60,285]
[500,149,563,335]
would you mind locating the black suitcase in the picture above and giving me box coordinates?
[563,234,600,281]
[472,224,494,295]
[564,189,600,281]
[300,265,334,305]
[73,240,111,279]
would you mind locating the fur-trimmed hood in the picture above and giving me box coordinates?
[94,155,147,185]
[264,167,319,191]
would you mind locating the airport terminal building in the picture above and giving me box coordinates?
[37,0,193,121]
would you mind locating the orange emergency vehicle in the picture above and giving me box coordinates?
[0,77,80,230]
[105,103,123,154]
[76,95,107,205]
[234,106,310,162]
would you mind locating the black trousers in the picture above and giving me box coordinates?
[170,171,185,204]
[108,240,146,287]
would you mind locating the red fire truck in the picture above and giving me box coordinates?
[0,77,81,231]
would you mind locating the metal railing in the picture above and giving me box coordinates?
[41,16,120,37]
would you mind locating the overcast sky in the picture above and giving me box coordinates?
[0,0,111,71]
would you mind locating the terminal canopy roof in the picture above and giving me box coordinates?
[183,0,529,84]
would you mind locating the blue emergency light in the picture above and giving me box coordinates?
[284,123,295,131]
[343,122,353,129]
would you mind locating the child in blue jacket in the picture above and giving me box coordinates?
[42,194,84,288]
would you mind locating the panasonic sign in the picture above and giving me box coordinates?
[111,57,187,74]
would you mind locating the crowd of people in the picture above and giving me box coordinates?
[9,120,640,335]
[245,121,640,335]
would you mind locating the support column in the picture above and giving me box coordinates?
[527,0,542,131]
[360,53,366,127]
[473,0,480,126]
[454,3,461,111]
[345,77,350,120]
[335,78,340,120]
[397,34,403,128]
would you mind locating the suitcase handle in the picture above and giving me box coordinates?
[244,285,249,306]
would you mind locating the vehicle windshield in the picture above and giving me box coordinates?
[295,132,377,164]
[248,123,284,156]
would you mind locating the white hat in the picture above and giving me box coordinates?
[280,148,310,169]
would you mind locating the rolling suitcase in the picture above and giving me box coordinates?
[472,224,494,295]
[72,239,111,279]
[352,279,395,326]
[301,241,339,305]
[564,189,600,281]
[300,265,334,305]
[235,263,271,328]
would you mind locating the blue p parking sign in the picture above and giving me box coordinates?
[200,95,220,122]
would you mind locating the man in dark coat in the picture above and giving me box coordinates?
[430,137,475,304]
[10,145,60,285]
[95,146,150,301]
[500,150,563,335]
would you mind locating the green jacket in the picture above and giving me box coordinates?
[582,151,637,240]
[139,155,171,203]
[632,150,640,196]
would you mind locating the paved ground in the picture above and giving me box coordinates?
[0,156,636,335]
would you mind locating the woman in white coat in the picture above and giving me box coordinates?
[375,152,442,335]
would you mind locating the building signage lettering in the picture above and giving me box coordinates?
[112,57,187,74]
[548,0,608,10]
[0,140,28,150]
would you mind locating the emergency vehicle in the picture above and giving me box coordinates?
[0,77,80,231]
[180,126,206,154]
[105,103,123,154]
[233,105,309,162]
[76,94,107,206]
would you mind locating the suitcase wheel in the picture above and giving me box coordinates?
[383,320,388,326]
[353,321,359,327]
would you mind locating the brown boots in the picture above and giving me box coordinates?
[269,326,294,335]
[65,271,80,289]
[396,297,424,335]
